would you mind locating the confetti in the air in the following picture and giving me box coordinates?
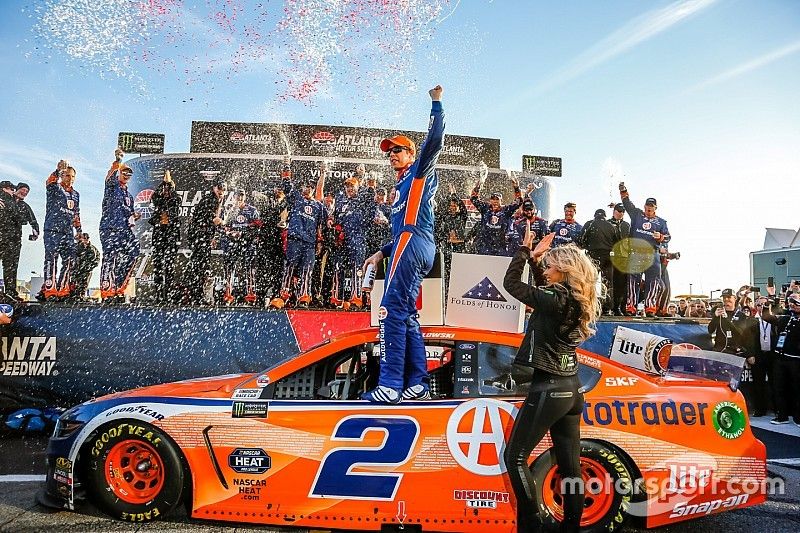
[25,0,461,104]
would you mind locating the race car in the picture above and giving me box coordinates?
[38,326,767,532]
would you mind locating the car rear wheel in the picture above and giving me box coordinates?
[531,440,633,532]
[84,421,183,522]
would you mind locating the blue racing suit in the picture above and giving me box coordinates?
[471,194,521,256]
[377,100,445,393]
[43,172,81,295]
[99,164,140,295]
[621,195,670,312]
[507,216,550,255]
[333,186,376,304]
[549,219,583,247]
[279,181,324,300]
[222,203,260,299]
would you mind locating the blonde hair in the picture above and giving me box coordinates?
[541,243,603,340]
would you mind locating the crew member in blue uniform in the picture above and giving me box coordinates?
[332,166,376,310]
[548,202,582,247]
[507,198,549,254]
[471,178,522,256]
[99,149,140,301]
[619,182,670,317]
[270,166,325,309]
[42,161,82,300]
[361,85,445,404]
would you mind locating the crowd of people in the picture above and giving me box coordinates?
[1,148,681,316]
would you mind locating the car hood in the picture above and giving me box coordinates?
[96,373,256,401]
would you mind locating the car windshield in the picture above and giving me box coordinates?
[666,346,747,391]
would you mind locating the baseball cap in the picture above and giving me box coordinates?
[564,202,576,209]
[788,295,800,306]
[613,203,624,212]
[522,199,535,210]
[721,288,734,297]
[594,208,606,218]
[645,197,657,206]
[0,180,14,190]
[490,192,502,200]
[16,182,30,191]
[379,135,416,155]
[212,178,226,189]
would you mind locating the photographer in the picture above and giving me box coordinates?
[762,289,800,425]
[707,288,754,356]
[657,246,680,315]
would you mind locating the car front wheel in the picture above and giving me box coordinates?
[84,420,183,522]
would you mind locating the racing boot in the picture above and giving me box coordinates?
[222,288,235,305]
[349,296,363,310]
[402,384,431,400]
[361,385,402,404]
[340,301,351,311]
[645,306,658,318]
[624,305,637,316]
[269,297,286,309]
[244,290,257,305]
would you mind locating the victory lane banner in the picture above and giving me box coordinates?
[190,121,501,168]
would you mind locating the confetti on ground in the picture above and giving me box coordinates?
[25,0,466,105]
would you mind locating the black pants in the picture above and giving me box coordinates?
[588,250,613,313]
[1,239,21,297]
[186,238,212,305]
[504,368,584,533]
[611,264,627,313]
[256,241,284,303]
[773,354,800,422]
[751,351,774,415]
[152,225,179,303]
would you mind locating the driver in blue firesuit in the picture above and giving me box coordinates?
[361,85,445,404]
[99,148,141,301]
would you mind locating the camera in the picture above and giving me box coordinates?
[665,251,681,260]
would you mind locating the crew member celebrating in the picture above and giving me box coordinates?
[619,182,670,317]
[99,148,140,301]
[42,161,82,300]
[549,202,582,247]
[471,177,522,256]
[361,85,445,404]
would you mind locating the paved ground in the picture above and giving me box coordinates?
[0,429,798,533]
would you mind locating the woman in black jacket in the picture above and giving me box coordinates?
[503,229,602,533]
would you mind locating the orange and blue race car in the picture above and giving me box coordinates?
[38,326,767,532]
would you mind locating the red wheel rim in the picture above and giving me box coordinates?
[104,439,165,504]
[541,457,615,526]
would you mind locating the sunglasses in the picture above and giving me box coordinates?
[386,146,407,156]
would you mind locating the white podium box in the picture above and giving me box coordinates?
[370,252,445,327]
[445,253,526,333]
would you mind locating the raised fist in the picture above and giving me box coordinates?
[429,85,443,101]
[115,148,125,162]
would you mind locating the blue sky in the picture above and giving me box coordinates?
[1,0,799,297]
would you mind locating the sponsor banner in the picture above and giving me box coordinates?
[609,326,672,374]
[445,253,525,333]
[370,252,445,327]
[118,132,165,154]
[190,121,501,168]
[0,306,297,410]
[522,154,562,177]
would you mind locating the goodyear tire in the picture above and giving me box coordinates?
[84,420,183,522]
[531,440,633,532]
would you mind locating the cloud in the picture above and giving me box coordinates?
[686,39,800,92]
[532,0,718,97]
